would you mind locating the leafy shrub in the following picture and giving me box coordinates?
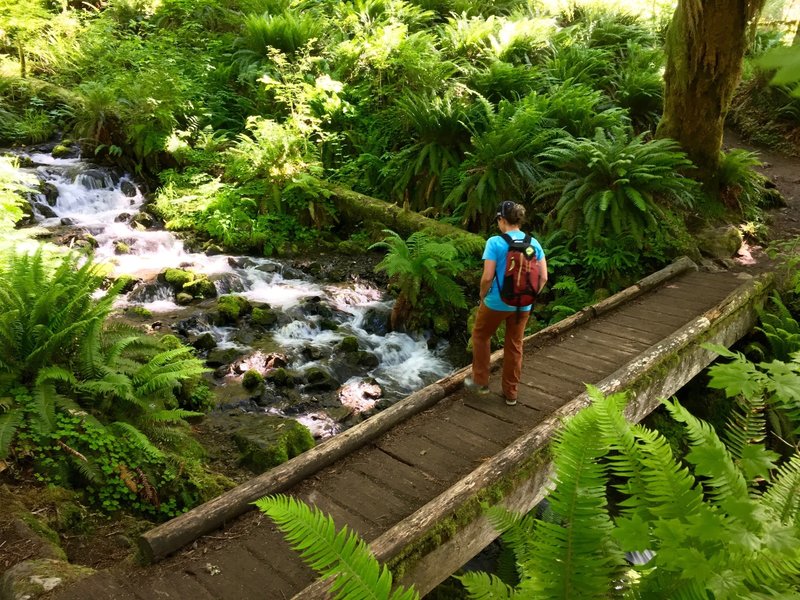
[0,156,32,232]
[536,128,698,244]
[466,61,539,104]
[718,148,767,216]
[370,229,466,332]
[748,294,800,362]
[232,10,325,72]
[531,83,628,138]
[0,249,215,517]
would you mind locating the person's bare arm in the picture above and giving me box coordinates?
[538,256,548,292]
[480,259,496,302]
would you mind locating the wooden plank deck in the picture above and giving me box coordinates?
[51,266,764,600]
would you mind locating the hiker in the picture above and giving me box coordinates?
[465,201,547,406]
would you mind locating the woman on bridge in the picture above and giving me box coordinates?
[466,201,547,406]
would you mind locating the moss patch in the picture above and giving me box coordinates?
[230,415,315,473]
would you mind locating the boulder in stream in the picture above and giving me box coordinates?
[215,294,252,324]
[33,202,58,219]
[225,414,314,473]
[251,306,278,328]
[303,367,340,392]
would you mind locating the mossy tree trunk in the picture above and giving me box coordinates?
[657,0,766,196]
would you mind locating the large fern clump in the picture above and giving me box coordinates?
[535,127,698,245]
[370,229,466,333]
[0,248,217,517]
[460,386,800,599]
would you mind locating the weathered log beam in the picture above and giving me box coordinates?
[324,183,485,251]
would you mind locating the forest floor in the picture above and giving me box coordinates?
[2,130,800,587]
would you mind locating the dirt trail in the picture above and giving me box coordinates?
[724,128,800,242]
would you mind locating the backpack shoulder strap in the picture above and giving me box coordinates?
[500,232,514,247]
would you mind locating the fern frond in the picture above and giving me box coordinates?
[256,494,419,600]
[458,572,516,600]
[0,408,23,458]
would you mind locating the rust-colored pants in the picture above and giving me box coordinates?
[471,303,530,400]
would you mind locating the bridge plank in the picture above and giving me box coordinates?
[530,354,605,382]
[446,402,527,444]
[564,328,649,356]
[604,312,678,335]
[241,536,313,589]
[517,367,586,399]
[181,545,281,598]
[417,418,506,460]
[145,573,220,600]
[319,469,413,526]
[349,449,444,503]
[462,391,541,423]
[587,320,664,345]
[515,385,568,412]
[301,488,380,539]
[377,433,472,479]
[534,345,622,374]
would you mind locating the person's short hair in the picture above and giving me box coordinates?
[496,201,525,225]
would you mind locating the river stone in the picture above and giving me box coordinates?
[265,367,293,387]
[1,559,95,600]
[161,268,193,289]
[115,212,131,222]
[40,182,59,206]
[697,225,743,259]
[206,347,243,368]
[337,336,359,353]
[33,202,57,219]
[216,295,252,324]
[304,367,340,392]
[131,211,155,229]
[229,414,315,472]
[120,179,137,197]
[251,307,278,328]
[183,277,217,299]
[190,332,217,352]
[51,144,72,159]
[176,292,194,305]
[114,241,130,255]
[300,296,333,319]
[356,351,380,369]
[242,370,264,391]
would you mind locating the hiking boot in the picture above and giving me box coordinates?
[505,396,518,406]
[464,377,490,395]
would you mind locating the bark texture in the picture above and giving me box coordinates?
[657,0,765,193]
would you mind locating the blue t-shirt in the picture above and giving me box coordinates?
[483,230,545,312]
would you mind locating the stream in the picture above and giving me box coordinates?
[14,149,456,439]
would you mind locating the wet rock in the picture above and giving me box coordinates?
[242,370,264,391]
[51,143,72,159]
[300,296,333,319]
[216,295,252,324]
[265,367,293,387]
[233,352,288,375]
[33,202,58,218]
[115,212,131,223]
[210,272,246,295]
[225,414,314,472]
[251,307,278,328]
[206,347,244,368]
[120,179,138,197]
[59,218,76,226]
[176,292,194,305]
[190,332,217,352]
[115,275,139,294]
[360,307,390,336]
[160,268,217,300]
[183,277,217,299]
[302,345,327,361]
[355,351,380,369]
[40,182,59,206]
[114,241,130,254]
[304,367,340,392]
[131,211,156,229]
[319,318,339,331]
[697,225,743,259]
[1,559,95,600]
[337,336,359,353]
[338,380,383,414]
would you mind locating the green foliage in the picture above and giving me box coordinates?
[0,156,32,232]
[0,248,214,517]
[370,229,466,331]
[757,45,800,97]
[750,294,800,363]
[536,128,698,245]
[460,387,800,599]
[256,494,419,600]
[705,343,800,454]
[718,149,768,217]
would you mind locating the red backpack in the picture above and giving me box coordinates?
[496,233,543,307]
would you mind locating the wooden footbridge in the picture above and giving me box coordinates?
[53,258,772,600]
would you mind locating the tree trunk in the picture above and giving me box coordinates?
[793,22,800,46]
[17,41,26,79]
[657,0,765,196]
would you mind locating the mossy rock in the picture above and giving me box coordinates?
[162,268,194,289]
[319,318,339,331]
[265,367,292,387]
[1,559,95,599]
[251,307,278,327]
[696,225,743,259]
[176,292,194,305]
[160,334,184,350]
[115,275,137,294]
[114,241,130,255]
[337,336,359,353]
[190,332,217,352]
[356,351,380,369]
[231,415,315,472]
[51,144,72,158]
[242,369,264,391]
[217,295,252,324]
[304,367,340,392]
[184,277,217,299]
[128,306,152,319]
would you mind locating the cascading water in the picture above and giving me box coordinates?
[17,150,456,439]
